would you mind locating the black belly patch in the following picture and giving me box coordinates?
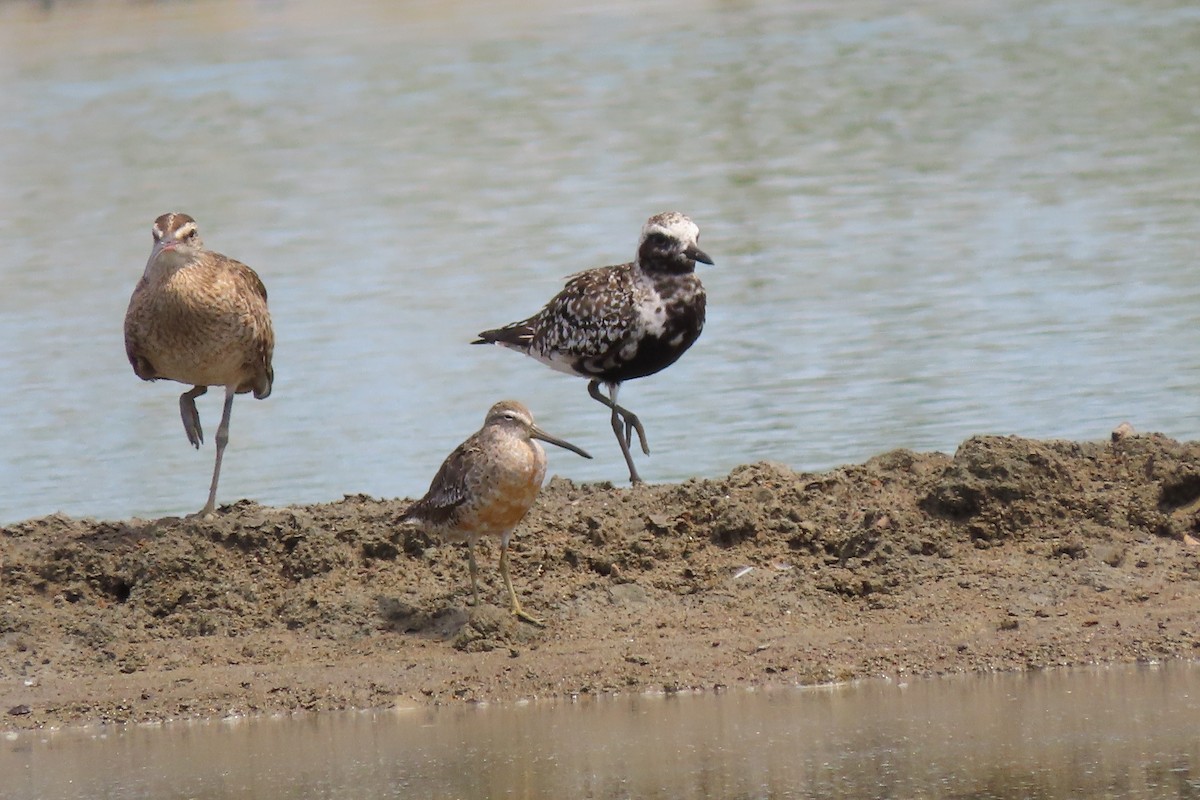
[583,318,703,383]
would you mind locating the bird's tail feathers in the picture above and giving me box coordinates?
[473,322,534,347]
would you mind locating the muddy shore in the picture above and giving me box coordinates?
[2,433,1198,731]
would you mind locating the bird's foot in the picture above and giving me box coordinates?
[188,504,216,520]
[621,411,650,455]
[512,607,546,628]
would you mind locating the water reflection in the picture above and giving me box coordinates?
[1,0,1198,522]
[4,664,1198,799]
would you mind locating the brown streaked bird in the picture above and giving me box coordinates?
[401,400,591,626]
[473,212,713,485]
[124,212,275,517]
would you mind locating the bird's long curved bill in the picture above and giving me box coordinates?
[530,426,593,459]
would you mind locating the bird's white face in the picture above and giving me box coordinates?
[641,213,701,252]
[149,213,203,266]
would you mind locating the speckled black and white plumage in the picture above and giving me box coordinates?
[473,212,714,484]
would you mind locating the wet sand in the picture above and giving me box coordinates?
[2,433,1198,731]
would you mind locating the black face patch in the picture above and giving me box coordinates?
[639,231,695,276]
[642,232,674,253]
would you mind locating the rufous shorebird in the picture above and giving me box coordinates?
[401,400,591,626]
[473,212,713,484]
[124,212,274,517]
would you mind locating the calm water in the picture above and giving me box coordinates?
[1,0,1198,522]
[3,664,1199,799]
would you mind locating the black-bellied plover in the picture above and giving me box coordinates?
[473,212,713,484]
[124,212,275,517]
[401,400,591,626]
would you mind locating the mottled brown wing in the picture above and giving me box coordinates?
[123,279,158,381]
[404,440,479,527]
[228,259,275,398]
[230,259,269,303]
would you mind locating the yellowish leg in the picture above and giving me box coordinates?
[466,539,480,608]
[500,537,544,627]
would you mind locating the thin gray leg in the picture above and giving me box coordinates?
[199,385,236,517]
[588,380,648,484]
[179,385,208,448]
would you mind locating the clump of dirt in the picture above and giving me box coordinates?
[2,434,1198,730]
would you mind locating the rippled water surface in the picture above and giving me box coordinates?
[1,0,1198,522]
[4,665,1199,799]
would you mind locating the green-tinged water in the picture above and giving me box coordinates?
[1,0,1198,521]
[4,665,1199,799]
